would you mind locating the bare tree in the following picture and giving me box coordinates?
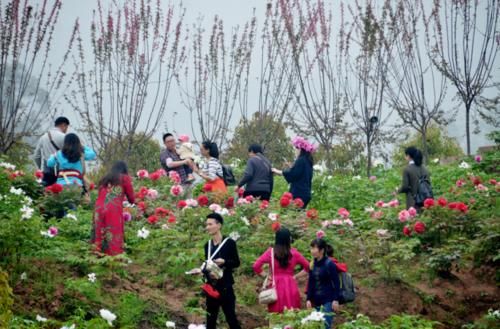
[0,0,76,153]
[66,0,186,161]
[279,0,348,171]
[177,14,256,148]
[385,0,450,162]
[342,0,394,177]
[424,0,500,155]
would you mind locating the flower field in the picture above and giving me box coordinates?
[0,159,499,329]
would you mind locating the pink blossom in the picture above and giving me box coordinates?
[146,189,159,200]
[456,179,465,187]
[398,210,411,222]
[48,226,58,237]
[169,171,181,184]
[408,207,417,217]
[474,155,482,163]
[185,199,198,207]
[170,185,183,197]
[338,208,350,218]
[369,175,377,182]
[344,219,354,227]
[475,184,488,192]
[291,136,318,153]
[375,200,385,208]
[209,203,222,213]
[137,169,149,179]
[331,219,343,226]
[237,198,250,205]
[178,134,190,142]
[122,212,132,222]
[316,230,326,239]
[321,220,331,228]
[388,199,400,207]
[371,211,383,219]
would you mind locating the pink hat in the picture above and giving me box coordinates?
[178,134,190,143]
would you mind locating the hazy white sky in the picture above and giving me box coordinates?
[45,0,497,154]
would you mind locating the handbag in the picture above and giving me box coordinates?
[201,238,229,280]
[258,248,278,305]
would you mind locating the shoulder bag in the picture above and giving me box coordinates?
[258,248,278,305]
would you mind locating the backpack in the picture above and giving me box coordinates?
[414,174,433,206]
[220,164,236,186]
[326,259,355,305]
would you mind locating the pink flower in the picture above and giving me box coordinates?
[338,208,350,218]
[48,226,58,237]
[245,195,254,203]
[169,171,181,184]
[291,136,318,153]
[178,134,190,143]
[237,187,245,197]
[398,210,411,222]
[408,207,417,217]
[388,199,400,207]
[237,198,250,205]
[209,203,222,212]
[146,189,159,200]
[371,211,383,219]
[282,192,293,200]
[35,170,43,179]
[331,219,343,226]
[403,226,412,237]
[293,198,304,208]
[344,219,354,227]
[475,184,488,192]
[321,220,331,228]
[122,212,132,222]
[316,230,326,239]
[170,185,183,197]
[369,175,377,182]
[375,200,385,208]
[456,179,465,187]
[137,169,149,179]
[186,198,199,207]
[474,155,482,163]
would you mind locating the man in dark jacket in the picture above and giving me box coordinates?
[235,144,273,201]
[203,213,241,329]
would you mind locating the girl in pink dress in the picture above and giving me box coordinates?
[253,228,310,313]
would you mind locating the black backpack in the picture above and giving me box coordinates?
[414,174,433,206]
[220,164,236,186]
[326,259,356,304]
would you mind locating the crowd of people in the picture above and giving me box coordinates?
[33,116,431,329]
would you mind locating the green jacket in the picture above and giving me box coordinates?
[398,163,430,209]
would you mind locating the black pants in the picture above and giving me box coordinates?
[243,190,271,201]
[206,285,241,329]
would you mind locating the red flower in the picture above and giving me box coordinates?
[45,183,63,194]
[489,179,497,185]
[282,192,293,200]
[403,226,412,237]
[177,200,187,209]
[89,182,95,191]
[338,207,350,218]
[237,187,245,197]
[225,197,234,209]
[457,202,468,213]
[259,200,269,210]
[306,208,318,219]
[197,195,209,207]
[471,176,482,186]
[35,170,43,178]
[437,197,447,207]
[137,186,149,199]
[413,221,426,234]
[147,215,159,224]
[167,215,176,223]
[293,198,304,208]
[448,202,458,210]
[202,183,213,192]
[280,196,291,207]
[271,221,281,232]
[245,195,254,202]
[154,207,170,218]
[423,198,435,208]
[150,172,161,181]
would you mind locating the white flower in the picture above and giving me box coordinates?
[344,219,354,227]
[301,311,325,324]
[364,207,374,213]
[36,314,48,322]
[373,159,384,167]
[66,213,78,220]
[352,175,362,180]
[216,208,229,216]
[161,224,170,230]
[20,205,34,220]
[0,161,16,170]
[88,273,96,283]
[432,158,440,164]
[313,164,325,173]
[240,216,250,226]
[376,229,389,237]
[229,231,240,241]
[41,230,56,238]
[123,201,135,208]
[327,175,333,180]
[166,321,176,328]
[100,309,117,326]
[9,186,24,195]
[331,219,343,226]
[61,324,76,329]
[188,325,206,329]
[24,196,33,205]
[268,213,279,221]
[20,272,27,280]
[458,161,471,169]
[137,227,150,239]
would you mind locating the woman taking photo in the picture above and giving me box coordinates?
[92,161,135,256]
[272,136,315,208]
[253,228,310,313]
[46,133,96,187]
[306,238,340,329]
[194,140,227,194]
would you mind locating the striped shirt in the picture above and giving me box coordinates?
[200,157,223,180]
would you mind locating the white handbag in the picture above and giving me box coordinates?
[202,238,229,280]
[258,248,277,305]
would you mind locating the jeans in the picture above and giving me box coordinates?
[315,302,334,329]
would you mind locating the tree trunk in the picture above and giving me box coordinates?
[421,129,428,165]
[465,102,471,156]
[366,133,372,177]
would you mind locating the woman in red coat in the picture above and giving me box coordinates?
[92,161,135,255]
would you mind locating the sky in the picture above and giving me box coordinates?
[42,0,498,155]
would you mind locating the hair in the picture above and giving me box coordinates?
[310,238,328,258]
[163,133,174,142]
[207,212,224,225]
[248,143,263,154]
[325,244,334,257]
[98,161,128,188]
[202,140,219,159]
[54,116,70,126]
[61,133,83,163]
[274,228,292,268]
[405,146,423,166]
[299,148,314,165]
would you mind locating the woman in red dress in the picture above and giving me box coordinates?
[92,161,135,255]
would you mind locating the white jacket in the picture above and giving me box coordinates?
[33,128,66,170]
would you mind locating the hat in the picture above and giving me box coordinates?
[178,134,190,143]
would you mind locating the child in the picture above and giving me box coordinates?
[177,134,196,182]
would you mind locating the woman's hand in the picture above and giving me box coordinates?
[332,301,340,312]
[271,168,282,175]
[306,300,312,309]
